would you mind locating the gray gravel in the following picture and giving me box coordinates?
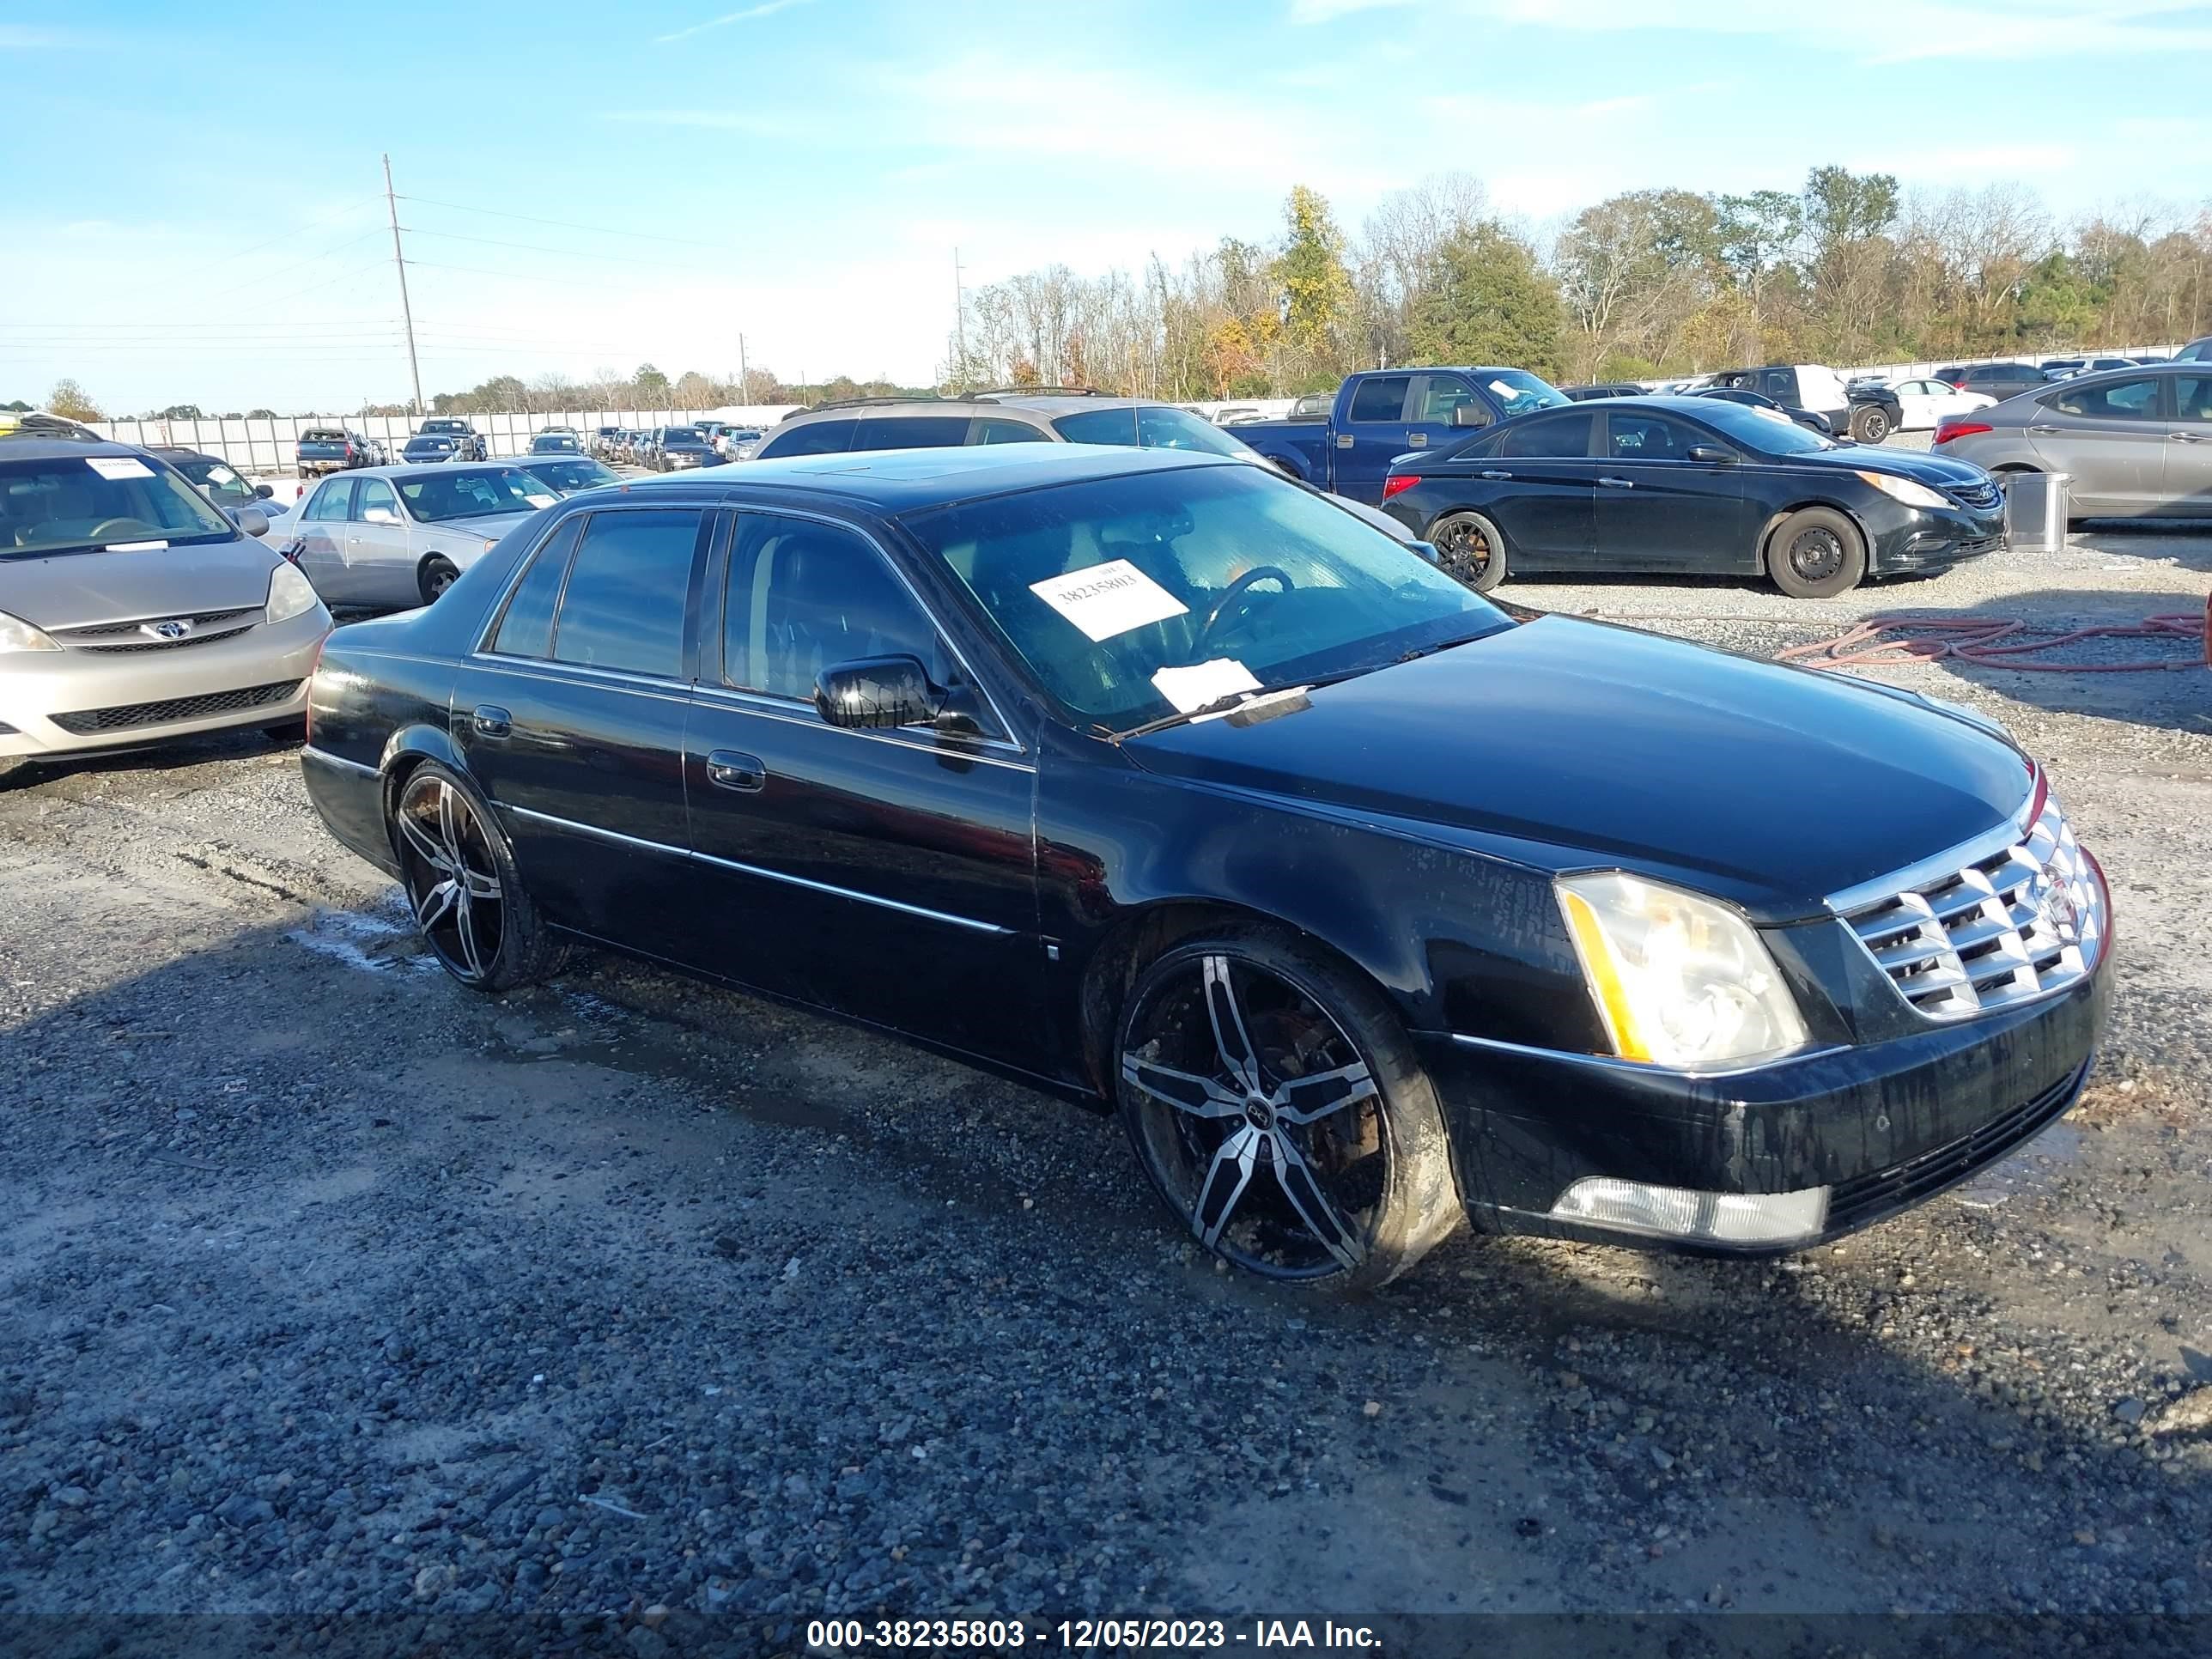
[3,515,2211,1639]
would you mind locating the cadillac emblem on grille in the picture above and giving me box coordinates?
[141,619,193,641]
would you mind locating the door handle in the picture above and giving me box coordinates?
[1480,470,1511,481]
[1406,432,1428,447]
[1597,476,1636,489]
[2171,432,2206,443]
[346,535,362,544]
[2026,424,2062,435]
[706,749,766,793]
[471,705,513,739]
[1334,434,1354,449]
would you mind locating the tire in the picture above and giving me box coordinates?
[417,556,460,606]
[388,762,564,993]
[1765,506,1867,599]
[1426,510,1507,593]
[1849,404,1893,445]
[1115,925,1462,1292]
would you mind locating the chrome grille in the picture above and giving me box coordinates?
[1949,481,2002,510]
[53,607,263,652]
[1839,790,2104,1021]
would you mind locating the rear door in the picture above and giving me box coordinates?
[1334,374,1416,505]
[2165,374,2212,511]
[1475,408,1597,568]
[453,505,707,951]
[1595,408,1758,572]
[2026,374,2167,513]
[678,508,1046,1065]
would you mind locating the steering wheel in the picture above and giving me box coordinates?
[88,518,162,543]
[1196,565,1294,647]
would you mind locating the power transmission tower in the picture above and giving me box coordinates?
[953,247,967,385]
[383,155,424,416]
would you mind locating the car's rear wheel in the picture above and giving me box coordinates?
[1427,510,1508,593]
[1850,404,1893,444]
[1766,507,1867,599]
[1115,927,1461,1292]
[391,763,562,992]
[417,556,460,605]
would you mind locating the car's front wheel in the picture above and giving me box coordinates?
[1115,927,1461,1291]
[1766,506,1867,599]
[418,556,460,605]
[390,763,562,992]
[1427,510,1508,592]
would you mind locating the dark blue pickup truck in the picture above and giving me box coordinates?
[1231,367,1569,504]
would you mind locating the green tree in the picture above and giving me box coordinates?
[47,379,103,421]
[634,362,672,403]
[1406,225,1564,376]
[1271,185,1353,358]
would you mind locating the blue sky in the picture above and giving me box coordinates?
[4,0,2207,414]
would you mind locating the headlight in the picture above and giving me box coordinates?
[1856,471,1948,510]
[1556,872,1808,1068]
[0,610,61,653]
[264,560,323,625]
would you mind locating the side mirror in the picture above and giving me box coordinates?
[1686,446,1736,464]
[1450,405,1489,428]
[234,506,270,538]
[362,507,400,526]
[815,655,943,729]
[254,483,275,500]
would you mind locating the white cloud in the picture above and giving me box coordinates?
[653,0,814,46]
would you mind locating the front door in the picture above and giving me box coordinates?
[452,505,707,952]
[1404,373,1487,459]
[1334,374,1416,505]
[347,476,415,607]
[678,509,1046,1067]
[2027,375,2166,513]
[1596,408,1759,572]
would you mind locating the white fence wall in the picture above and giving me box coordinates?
[84,407,803,473]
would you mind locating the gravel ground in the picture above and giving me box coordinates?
[3,515,2211,1651]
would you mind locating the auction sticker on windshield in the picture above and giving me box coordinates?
[86,457,155,481]
[1030,559,1188,641]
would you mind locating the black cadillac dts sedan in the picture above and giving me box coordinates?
[300,444,2110,1290]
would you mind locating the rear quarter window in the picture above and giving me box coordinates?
[758,418,857,459]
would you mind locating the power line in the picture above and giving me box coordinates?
[403,226,702,270]
[397,193,749,254]
[198,227,389,305]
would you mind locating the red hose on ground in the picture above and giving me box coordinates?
[1778,605,2209,674]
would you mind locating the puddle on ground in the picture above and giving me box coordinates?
[285,894,438,977]
[1954,1120,2087,1210]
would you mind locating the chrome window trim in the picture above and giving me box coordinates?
[500,803,1015,936]
[1449,1030,1849,1079]
[713,501,1024,755]
[688,681,1034,770]
[466,655,693,706]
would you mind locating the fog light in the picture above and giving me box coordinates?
[1549,1177,1829,1245]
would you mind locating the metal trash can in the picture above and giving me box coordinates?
[2002,470,2068,554]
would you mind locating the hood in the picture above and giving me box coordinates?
[1791,443,1991,491]
[420,511,538,552]
[0,536,277,630]
[1123,616,2031,921]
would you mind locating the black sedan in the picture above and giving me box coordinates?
[299,445,2107,1289]
[1381,396,2007,598]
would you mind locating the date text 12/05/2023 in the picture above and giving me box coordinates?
[806,1617,1382,1649]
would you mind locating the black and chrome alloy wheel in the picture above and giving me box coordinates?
[1117,933,1460,1287]
[394,769,507,985]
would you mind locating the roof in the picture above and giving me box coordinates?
[0,434,155,464]
[608,441,1246,513]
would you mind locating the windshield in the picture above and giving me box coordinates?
[177,457,258,507]
[1691,398,1836,453]
[902,462,1508,732]
[1479,370,1570,416]
[521,458,617,493]
[397,466,556,522]
[530,436,580,452]
[0,453,238,557]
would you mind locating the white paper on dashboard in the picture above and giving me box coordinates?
[86,457,155,481]
[1029,558,1188,641]
[1152,658,1261,714]
[524,493,558,508]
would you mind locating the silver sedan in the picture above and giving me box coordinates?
[285,463,559,609]
[1936,362,2212,518]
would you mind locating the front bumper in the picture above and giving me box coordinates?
[1868,500,2007,574]
[1420,942,2110,1254]
[0,606,329,758]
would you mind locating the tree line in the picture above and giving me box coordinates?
[947,169,2212,397]
[25,167,2209,420]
